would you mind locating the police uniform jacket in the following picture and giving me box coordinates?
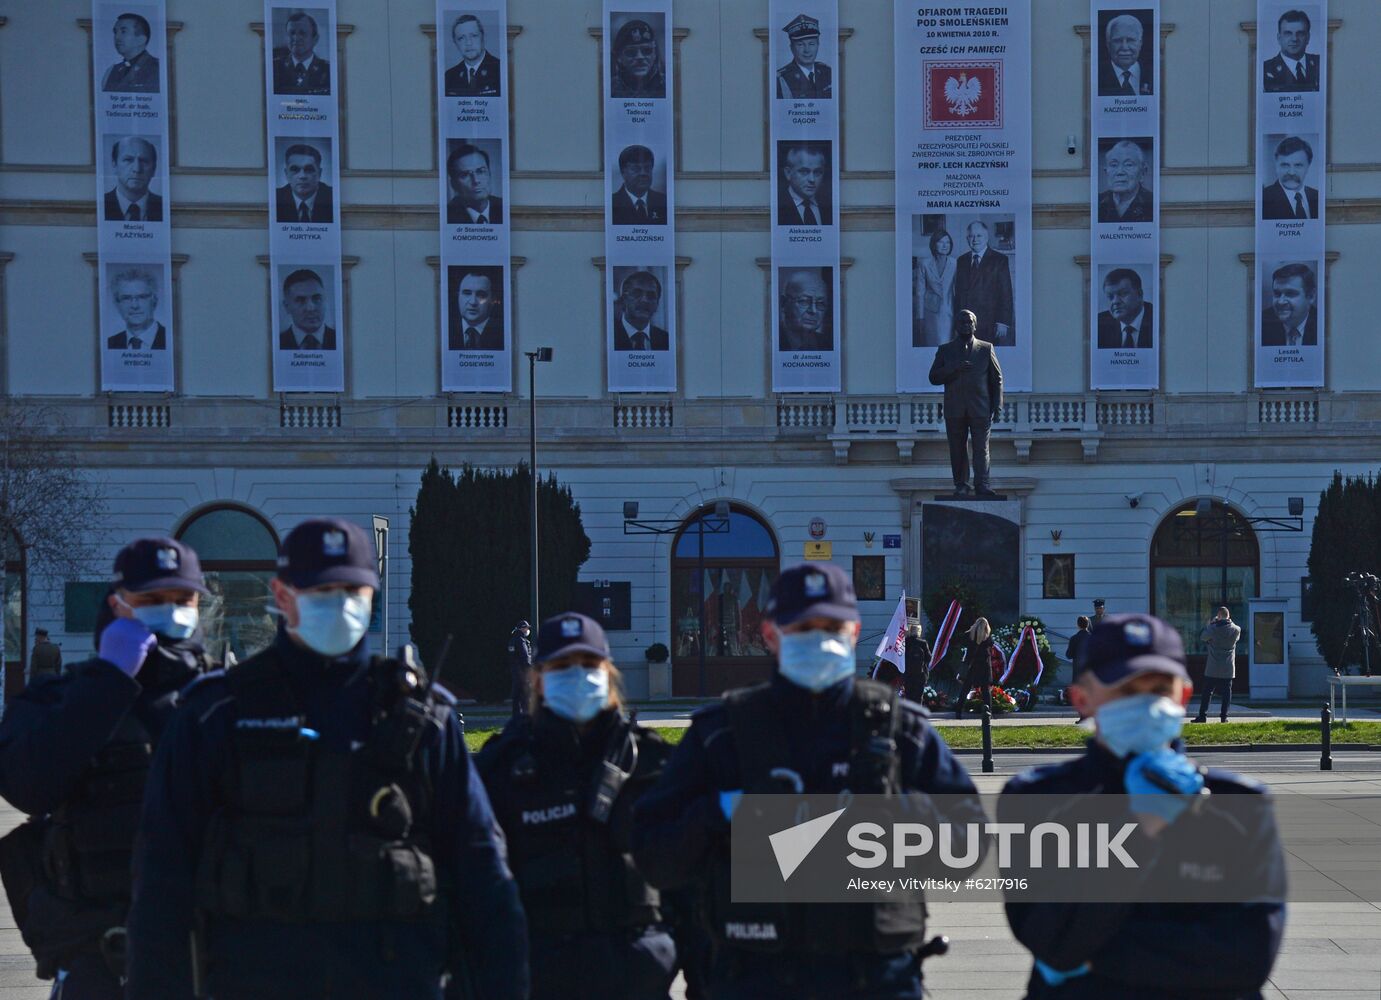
[631,674,984,998]
[0,636,207,978]
[1000,741,1285,999]
[477,707,678,1000]
[125,631,529,1000]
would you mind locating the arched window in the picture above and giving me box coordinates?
[669,507,779,696]
[1151,501,1260,692]
[177,506,279,664]
[4,531,25,698]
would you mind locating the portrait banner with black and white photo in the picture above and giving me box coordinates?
[770,1,840,393]
[894,2,1032,393]
[1255,0,1326,388]
[438,2,512,392]
[604,0,677,393]
[93,0,173,392]
[265,1,344,392]
[1090,2,1160,390]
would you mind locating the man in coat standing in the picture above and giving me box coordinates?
[928,309,1004,497]
[1195,606,1241,723]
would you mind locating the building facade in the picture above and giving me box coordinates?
[0,0,1377,699]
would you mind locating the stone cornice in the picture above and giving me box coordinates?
[5,199,1381,230]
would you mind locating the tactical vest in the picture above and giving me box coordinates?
[493,715,661,936]
[195,651,442,924]
[705,679,928,956]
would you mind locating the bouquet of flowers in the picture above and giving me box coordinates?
[921,684,951,711]
[966,685,1018,714]
[1006,687,1037,712]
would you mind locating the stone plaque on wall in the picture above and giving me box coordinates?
[921,502,1020,626]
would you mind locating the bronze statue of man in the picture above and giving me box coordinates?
[928,309,1004,497]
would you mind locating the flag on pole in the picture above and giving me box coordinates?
[872,593,908,676]
[928,600,963,672]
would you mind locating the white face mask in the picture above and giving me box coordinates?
[777,628,857,692]
[289,589,372,657]
[117,595,199,641]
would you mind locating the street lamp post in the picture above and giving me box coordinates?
[526,348,553,626]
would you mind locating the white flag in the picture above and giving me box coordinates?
[873,593,908,674]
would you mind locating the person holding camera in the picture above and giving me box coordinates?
[1194,607,1240,723]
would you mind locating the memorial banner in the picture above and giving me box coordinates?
[264,1,344,392]
[1089,1,1160,390]
[604,0,677,393]
[1255,0,1326,388]
[895,2,1031,393]
[93,0,174,391]
[437,2,512,392]
[770,1,840,393]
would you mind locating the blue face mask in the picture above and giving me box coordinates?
[291,590,372,657]
[1095,693,1185,758]
[131,602,200,641]
[542,666,610,723]
[777,629,856,692]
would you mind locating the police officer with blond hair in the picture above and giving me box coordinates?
[478,612,681,999]
[126,518,528,999]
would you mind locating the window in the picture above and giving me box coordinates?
[670,507,779,696]
[176,506,279,664]
[1151,501,1259,692]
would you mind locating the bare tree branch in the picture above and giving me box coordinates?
[0,401,107,700]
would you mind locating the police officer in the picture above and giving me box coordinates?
[508,620,533,717]
[125,518,529,1000]
[1000,614,1285,998]
[477,612,680,999]
[0,537,214,999]
[631,563,984,999]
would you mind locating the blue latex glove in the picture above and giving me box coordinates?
[718,790,743,822]
[99,617,157,677]
[1125,748,1205,823]
[1034,959,1090,986]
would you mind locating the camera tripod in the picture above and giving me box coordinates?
[1337,595,1380,678]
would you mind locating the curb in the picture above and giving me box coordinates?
[950,743,1381,755]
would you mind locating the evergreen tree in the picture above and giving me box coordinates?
[408,459,591,700]
[1308,471,1380,669]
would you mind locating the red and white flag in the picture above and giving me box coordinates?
[928,600,963,672]
[872,593,909,676]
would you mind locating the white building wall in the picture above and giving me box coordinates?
[0,0,1377,697]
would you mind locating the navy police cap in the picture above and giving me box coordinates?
[113,537,210,595]
[765,562,859,627]
[1083,613,1190,687]
[276,518,380,590]
[534,612,611,664]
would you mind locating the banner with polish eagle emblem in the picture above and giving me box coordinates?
[894,2,1032,393]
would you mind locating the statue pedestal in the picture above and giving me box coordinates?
[920,499,1023,625]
